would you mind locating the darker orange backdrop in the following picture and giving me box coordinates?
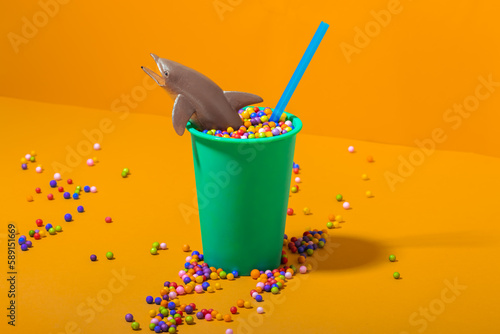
[1,0,499,156]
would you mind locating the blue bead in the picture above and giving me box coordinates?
[63,192,71,199]
[232,271,239,278]
[18,237,26,245]
[64,214,72,222]
[84,186,90,192]
[272,284,279,289]
[196,270,203,276]
[72,193,79,199]
[202,130,208,134]
[21,244,28,251]
[184,262,191,269]
[77,206,84,213]
[257,111,265,117]
[264,285,271,292]
[198,254,204,261]
[146,296,153,304]
[49,180,57,188]
[183,277,191,284]
[201,282,209,291]
[255,295,263,302]
[250,113,257,118]
[21,164,27,170]
[154,297,162,305]
[154,326,161,333]
[170,310,176,316]
[297,246,304,253]
[191,251,199,256]
[168,302,176,310]
[45,224,53,231]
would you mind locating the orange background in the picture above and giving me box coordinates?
[1,0,500,157]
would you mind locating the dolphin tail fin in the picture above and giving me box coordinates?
[223,91,263,111]
[172,94,195,136]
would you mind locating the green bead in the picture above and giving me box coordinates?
[149,323,156,330]
[30,156,35,162]
[389,254,396,262]
[55,225,62,232]
[121,170,128,178]
[174,313,181,319]
[318,241,325,248]
[271,287,279,294]
[76,186,81,190]
[168,327,176,334]
[152,242,160,249]
[393,272,400,279]
[131,322,140,330]
[276,282,283,289]
[49,228,56,235]
[29,230,35,237]
[150,248,158,255]
[106,251,114,259]
[123,168,129,174]
[306,248,314,256]
[161,309,169,316]
[326,222,333,229]
[279,275,285,280]
[336,194,343,201]
[219,271,227,279]
[248,134,255,139]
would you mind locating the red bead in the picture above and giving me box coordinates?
[290,237,297,242]
[35,187,41,193]
[105,216,112,223]
[293,168,299,174]
[58,186,64,192]
[189,303,196,310]
[177,311,183,317]
[67,179,73,184]
[287,208,294,215]
[170,282,178,288]
[201,309,208,316]
[294,184,299,190]
[175,317,182,325]
[250,289,256,296]
[208,308,213,313]
[233,134,241,139]
[34,233,40,240]
[36,219,43,227]
[47,193,54,200]
[230,307,237,314]
[281,257,288,264]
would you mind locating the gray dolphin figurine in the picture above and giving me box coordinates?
[142,54,264,135]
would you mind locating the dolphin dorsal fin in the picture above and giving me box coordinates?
[172,94,195,136]
[223,91,263,111]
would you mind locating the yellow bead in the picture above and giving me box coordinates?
[149,309,156,317]
[333,221,339,228]
[215,283,221,290]
[93,156,99,163]
[227,127,234,133]
[173,298,180,306]
[21,157,27,163]
[241,111,250,119]
[361,174,369,180]
[366,190,373,197]
[195,276,204,283]
[303,207,311,215]
[207,286,214,293]
[223,134,230,138]
[216,313,223,321]
[335,215,343,222]
[30,150,36,156]
[210,272,218,280]
[244,301,251,308]
[227,273,234,280]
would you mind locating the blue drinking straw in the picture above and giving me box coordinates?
[269,21,329,123]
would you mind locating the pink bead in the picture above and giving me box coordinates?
[35,166,42,173]
[90,186,97,193]
[343,202,351,210]
[150,318,159,325]
[195,285,203,293]
[160,243,167,250]
[285,272,292,279]
[185,256,192,262]
[204,314,212,321]
[295,177,301,183]
[256,282,264,288]
[178,270,186,277]
[299,266,307,274]
[168,291,177,299]
[226,330,234,334]
[176,286,185,295]
[105,216,112,223]
[87,159,94,166]
[348,146,355,153]
[252,292,258,298]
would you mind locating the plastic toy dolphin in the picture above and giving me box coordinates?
[142,54,263,135]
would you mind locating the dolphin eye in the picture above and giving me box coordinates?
[164,71,169,77]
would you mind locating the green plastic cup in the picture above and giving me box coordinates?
[187,111,302,275]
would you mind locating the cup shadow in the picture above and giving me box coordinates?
[314,235,384,271]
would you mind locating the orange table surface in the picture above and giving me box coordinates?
[1,97,499,334]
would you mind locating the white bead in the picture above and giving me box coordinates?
[90,186,97,193]
[343,202,351,210]
[348,146,355,153]
[94,143,101,150]
[54,173,61,180]
[35,166,42,173]
[256,307,264,314]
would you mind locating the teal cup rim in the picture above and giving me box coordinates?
[187,110,302,144]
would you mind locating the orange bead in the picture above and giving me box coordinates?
[210,267,217,272]
[180,304,186,311]
[224,314,232,322]
[255,286,263,293]
[160,289,168,296]
[182,244,190,252]
[160,300,168,307]
[211,310,218,318]
[298,256,306,263]
[217,268,223,274]
[328,214,336,221]
[155,316,162,322]
[367,156,374,162]
[237,299,245,308]
[250,269,260,279]
[184,285,193,293]
[273,272,280,277]
[244,121,252,128]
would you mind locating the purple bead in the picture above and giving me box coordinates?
[196,312,204,319]
[282,130,287,134]
[204,273,210,279]
[185,305,193,314]
[21,244,28,251]
[125,313,134,322]
[160,324,168,331]
[271,128,280,136]
[164,281,170,287]
[25,240,32,248]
